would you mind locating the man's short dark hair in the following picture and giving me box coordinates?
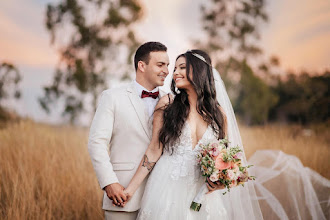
[134,42,167,70]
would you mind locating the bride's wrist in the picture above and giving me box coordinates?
[125,185,136,196]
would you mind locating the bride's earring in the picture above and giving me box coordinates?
[172,78,181,94]
[175,86,181,94]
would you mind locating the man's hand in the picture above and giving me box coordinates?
[206,178,225,194]
[104,183,127,207]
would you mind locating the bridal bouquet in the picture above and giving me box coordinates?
[190,139,255,211]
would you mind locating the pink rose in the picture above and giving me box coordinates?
[210,147,220,158]
[215,156,232,170]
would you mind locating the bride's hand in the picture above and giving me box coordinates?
[206,178,225,193]
[121,187,135,207]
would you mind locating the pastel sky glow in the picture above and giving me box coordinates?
[260,0,330,71]
[0,0,329,125]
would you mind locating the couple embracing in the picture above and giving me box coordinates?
[88,42,263,220]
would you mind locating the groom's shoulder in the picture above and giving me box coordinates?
[100,83,132,98]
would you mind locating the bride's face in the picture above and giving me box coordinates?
[173,56,193,90]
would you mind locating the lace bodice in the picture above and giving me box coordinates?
[162,121,216,181]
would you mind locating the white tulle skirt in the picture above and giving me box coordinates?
[137,154,229,220]
[249,150,330,220]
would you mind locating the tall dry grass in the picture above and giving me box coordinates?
[0,120,103,220]
[240,123,330,179]
[0,120,329,219]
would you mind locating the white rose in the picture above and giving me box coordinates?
[210,173,218,182]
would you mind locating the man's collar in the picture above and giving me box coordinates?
[134,80,159,97]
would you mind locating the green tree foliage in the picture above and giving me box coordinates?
[270,71,330,124]
[197,0,280,124]
[0,62,21,121]
[39,0,143,124]
[197,0,268,70]
[235,62,278,124]
[0,62,21,102]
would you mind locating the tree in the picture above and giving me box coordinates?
[0,62,21,102]
[235,62,278,124]
[197,0,268,74]
[270,70,330,124]
[0,62,21,121]
[196,0,280,124]
[39,0,144,124]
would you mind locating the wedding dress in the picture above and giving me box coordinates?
[137,121,229,220]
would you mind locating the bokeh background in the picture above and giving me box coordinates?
[0,0,329,219]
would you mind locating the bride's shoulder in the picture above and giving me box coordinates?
[156,93,174,109]
[218,105,226,115]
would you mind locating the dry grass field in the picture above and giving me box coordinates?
[241,122,330,179]
[0,119,329,219]
[0,120,103,220]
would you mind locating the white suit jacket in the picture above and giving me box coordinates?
[88,82,166,212]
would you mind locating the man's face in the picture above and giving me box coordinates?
[143,51,169,88]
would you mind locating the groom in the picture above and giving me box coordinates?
[88,42,169,220]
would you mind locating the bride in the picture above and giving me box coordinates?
[123,49,263,219]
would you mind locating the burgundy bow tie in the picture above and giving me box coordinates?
[141,90,159,99]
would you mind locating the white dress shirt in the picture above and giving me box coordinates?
[134,80,159,117]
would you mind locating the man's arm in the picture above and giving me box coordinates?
[88,90,126,206]
[122,95,170,203]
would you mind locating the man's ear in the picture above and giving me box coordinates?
[137,61,146,72]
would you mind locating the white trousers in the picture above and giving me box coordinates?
[104,210,138,220]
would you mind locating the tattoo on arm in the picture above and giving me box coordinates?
[142,154,156,171]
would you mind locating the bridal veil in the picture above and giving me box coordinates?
[213,68,330,220]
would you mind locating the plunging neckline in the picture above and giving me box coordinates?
[185,121,210,150]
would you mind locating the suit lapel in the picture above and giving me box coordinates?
[127,83,152,140]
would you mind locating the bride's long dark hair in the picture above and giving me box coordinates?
[159,50,226,153]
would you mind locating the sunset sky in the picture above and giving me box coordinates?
[1,0,329,124]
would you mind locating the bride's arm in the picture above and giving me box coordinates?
[124,95,171,201]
